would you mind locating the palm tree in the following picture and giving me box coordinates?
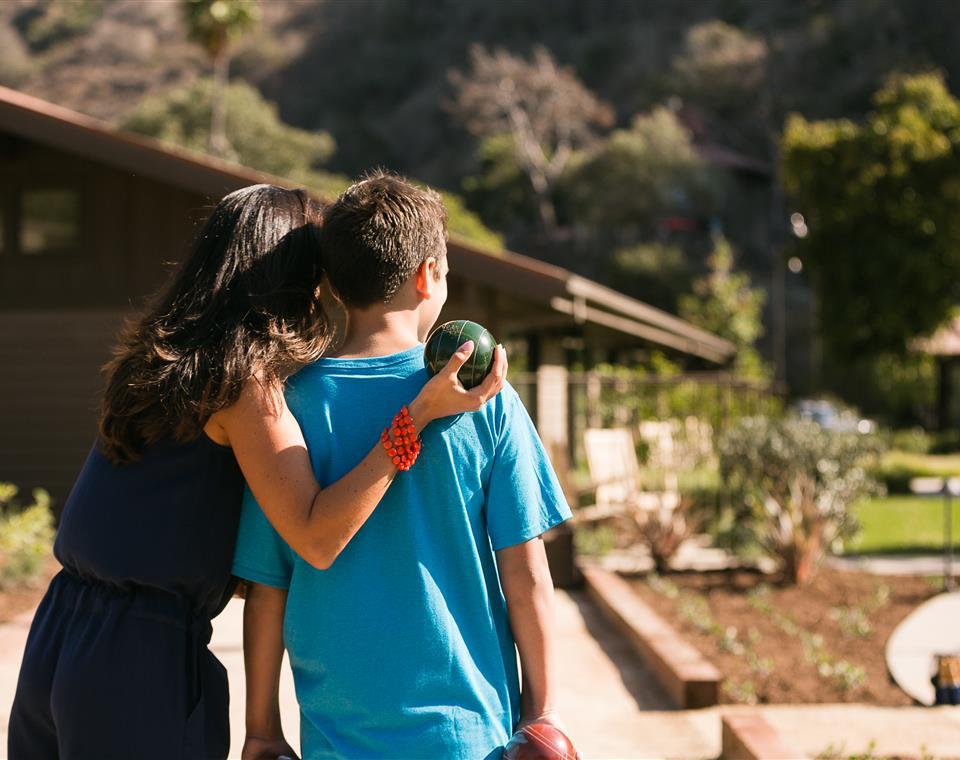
[180,0,259,158]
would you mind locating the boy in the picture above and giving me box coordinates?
[233,172,572,760]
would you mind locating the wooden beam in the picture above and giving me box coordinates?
[551,297,729,363]
[565,275,735,358]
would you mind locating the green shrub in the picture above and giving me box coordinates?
[0,484,54,588]
[887,427,934,455]
[719,417,884,584]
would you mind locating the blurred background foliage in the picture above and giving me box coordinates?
[6,0,960,425]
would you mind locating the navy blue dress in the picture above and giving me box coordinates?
[8,434,245,760]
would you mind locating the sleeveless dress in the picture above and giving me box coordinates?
[7,434,245,760]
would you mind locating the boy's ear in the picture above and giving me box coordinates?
[415,258,437,299]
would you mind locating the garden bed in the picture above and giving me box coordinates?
[630,568,937,706]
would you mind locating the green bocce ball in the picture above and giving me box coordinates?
[424,320,497,389]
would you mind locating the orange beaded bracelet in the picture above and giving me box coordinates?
[380,405,422,471]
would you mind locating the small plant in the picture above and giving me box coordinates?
[630,496,703,573]
[872,584,890,610]
[718,625,746,655]
[0,483,54,588]
[646,573,680,599]
[815,739,878,760]
[677,594,718,636]
[829,606,873,638]
[722,678,759,705]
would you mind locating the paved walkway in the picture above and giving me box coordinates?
[829,552,960,578]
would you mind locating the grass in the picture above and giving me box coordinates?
[881,449,960,477]
[846,495,960,554]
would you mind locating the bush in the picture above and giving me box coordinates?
[719,417,884,584]
[0,483,54,588]
[886,427,934,455]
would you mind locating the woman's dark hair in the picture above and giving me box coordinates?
[99,184,328,464]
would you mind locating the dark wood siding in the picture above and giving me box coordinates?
[0,130,213,502]
[0,310,125,505]
[0,133,209,309]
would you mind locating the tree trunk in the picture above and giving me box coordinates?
[526,171,557,234]
[787,535,822,585]
[536,193,558,233]
[209,51,230,158]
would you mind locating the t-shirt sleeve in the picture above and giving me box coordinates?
[484,384,573,551]
[231,486,295,589]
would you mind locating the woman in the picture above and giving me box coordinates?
[7,184,506,760]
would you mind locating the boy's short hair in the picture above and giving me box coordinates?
[320,170,448,307]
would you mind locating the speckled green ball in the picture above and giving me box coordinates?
[424,320,497,389]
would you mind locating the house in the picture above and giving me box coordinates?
[0,84,734,501]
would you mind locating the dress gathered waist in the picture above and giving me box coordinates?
[48,568,214,643]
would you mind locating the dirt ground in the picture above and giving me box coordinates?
[631,568,938,706]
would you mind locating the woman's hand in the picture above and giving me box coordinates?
[241,734,299,760]
[410,341,508,426]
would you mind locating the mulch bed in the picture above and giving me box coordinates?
[630,568,938,705]
[0,558,59,624]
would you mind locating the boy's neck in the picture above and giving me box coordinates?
[334,307,423,359]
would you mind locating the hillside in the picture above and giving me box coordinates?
[5,0,960,190]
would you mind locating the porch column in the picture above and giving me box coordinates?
[535,337,568,452]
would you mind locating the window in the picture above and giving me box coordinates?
[20,189,80,255]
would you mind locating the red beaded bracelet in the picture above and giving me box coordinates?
[380,405,422,472]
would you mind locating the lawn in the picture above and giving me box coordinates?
[846,495,960,554]
[881,450,960,476]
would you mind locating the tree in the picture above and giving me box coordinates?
[180,0,259,158]
[673,20,768,113]
[449,44,613,233]
[0,24,32,87]
[462,134,539,233]
[563,106,718,232]
[782,72,960,359]
[680,236,767,378]
[123,78,334,178]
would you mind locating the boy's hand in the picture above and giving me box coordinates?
[513,711,581,760]
[515,708,567,733]
[241,734,299,760]
[411,341,508,424]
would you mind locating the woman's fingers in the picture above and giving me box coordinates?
[470,345,507,403]
[441,341,474,376]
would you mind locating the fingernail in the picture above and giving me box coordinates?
[459,340,474,351]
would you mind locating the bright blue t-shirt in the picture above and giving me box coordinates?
[232,344,571,760]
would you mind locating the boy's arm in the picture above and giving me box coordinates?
[496,537,560,727]
[241,582,298,760]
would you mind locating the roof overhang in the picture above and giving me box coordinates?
[446,242,735,362]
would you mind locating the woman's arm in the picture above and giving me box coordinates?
[213,341,507,569]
